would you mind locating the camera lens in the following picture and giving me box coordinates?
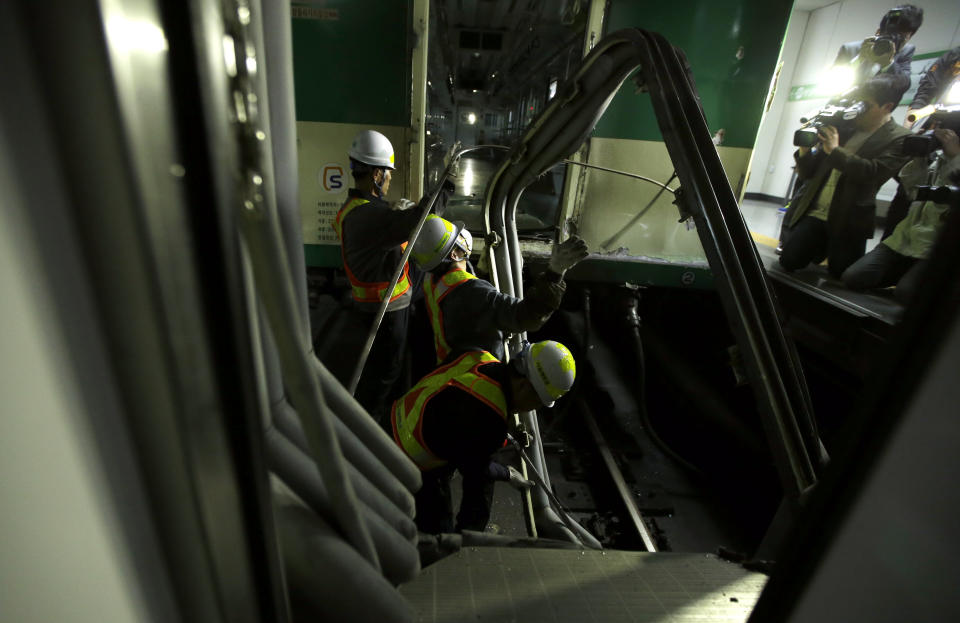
[872,38,895,56]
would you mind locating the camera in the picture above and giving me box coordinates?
[913,170,960,209]
[794,97,867,147]
[902,105,960,156]
[915,184,960,209]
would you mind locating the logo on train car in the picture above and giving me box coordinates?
[320,164,345,193]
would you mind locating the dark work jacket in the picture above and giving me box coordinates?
[785,119,911,239]
[835,40,915,83]
[338,189,424,312]
[420,360,512,474]
[434,268,565,361]
[910,46,960,108]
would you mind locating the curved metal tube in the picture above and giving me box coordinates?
[510,437,603,549]
[238,201,381,573]
[348,144,508,395]
[313,357,422,492]
[561,159,676,194]
[480,28,825,547]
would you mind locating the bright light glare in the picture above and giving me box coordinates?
[815,65,854,96]
[461,161,474,194]
[945,81,960,105]
[222,36,238,77]
[467,112,477,125]
[107,16,168,53]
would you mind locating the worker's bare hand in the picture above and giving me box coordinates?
[548,235,589,275]
[934,128,960,158]
[817,125,839,154]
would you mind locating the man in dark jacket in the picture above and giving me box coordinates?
[332,130,453,422]
[410,214,588,363]
[391,340,577,534]
[780,73,912,277]
[833,5,923,85]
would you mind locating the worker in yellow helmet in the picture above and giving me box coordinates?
[410,214,588,363]
[331,130,454,422]
[391,340,577,534]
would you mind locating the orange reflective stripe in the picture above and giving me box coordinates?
[391,351,506,471]
[334,197,412,303]
[423,269,476,363]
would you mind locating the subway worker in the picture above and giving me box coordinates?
[410,214,589,363]
[391,340,577,534]
[332,130,453,422]
[779,74,912,277]
[843,129,960,303]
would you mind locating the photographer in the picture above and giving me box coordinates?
[882,46,960,238]
[834,5,923,84]
[780,74,912,277]
[904,45,960,126]
[842,128,960,303]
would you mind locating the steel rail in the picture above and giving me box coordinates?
[579,399,658,551]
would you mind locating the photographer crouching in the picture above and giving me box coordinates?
[841,129,960,303]
[779,73,912,277]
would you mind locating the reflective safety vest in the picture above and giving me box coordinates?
[423,268,477,363]
[332,197,411,304]
[391,351,508,471]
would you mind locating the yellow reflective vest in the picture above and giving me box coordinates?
[332,197,411,304]
[391,351,508,471]
[423,268,477,363]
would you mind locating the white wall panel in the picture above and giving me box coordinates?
[747,0,960,204]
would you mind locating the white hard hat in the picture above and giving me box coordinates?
[454,227,473,256]
[520,341,576,408]
[411,215,463,270]
[348,130,395,169]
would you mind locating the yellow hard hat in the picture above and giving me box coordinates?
[520,340,576,408]
[411,215,464,270]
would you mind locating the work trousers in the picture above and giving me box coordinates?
[779,216,866,278]
[414,461,510,534]
[841,243,925,304]
[354,305,410,428]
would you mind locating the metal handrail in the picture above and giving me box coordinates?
[480,28,824,524]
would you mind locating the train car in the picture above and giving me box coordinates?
[2,1,959,622]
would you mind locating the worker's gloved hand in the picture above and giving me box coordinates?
[507,465,534,491]
[392,198,417,211]
[548,235,589,276]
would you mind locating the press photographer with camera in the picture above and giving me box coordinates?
[842,128,960,303]
[881,46,960,238]
[780,73,912,277]
[834,5,923,85]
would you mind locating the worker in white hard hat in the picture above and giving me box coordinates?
[391,340,577,534]
[332,130,454,421]
[410,214,589,363]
